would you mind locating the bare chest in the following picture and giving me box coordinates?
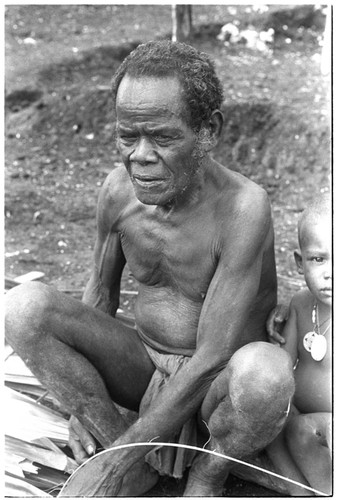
[296,307,332,362]
[294,310,332,411]
[119,211,218,297]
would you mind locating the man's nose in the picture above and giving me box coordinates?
[129,138,157,164]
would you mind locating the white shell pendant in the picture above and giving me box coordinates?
[311,335,327,361]
[303,331,317,352]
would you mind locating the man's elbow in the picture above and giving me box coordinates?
[82,275,118,316]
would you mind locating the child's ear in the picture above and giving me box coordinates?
[294,250,304,275]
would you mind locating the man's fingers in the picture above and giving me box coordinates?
[271,331,286,344]
[266,318,285,343]
[269,336,285,346]
[69,435,90,464]
[275,304,289,323]
[266,304,289,345]
[69,416,96,464]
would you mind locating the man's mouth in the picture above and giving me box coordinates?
[132,176,167,187]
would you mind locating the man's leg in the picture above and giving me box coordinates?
[5,281,158,495]
[184,342,295,496]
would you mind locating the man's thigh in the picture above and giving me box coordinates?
[6,282,155,411]
[69,307,156,410]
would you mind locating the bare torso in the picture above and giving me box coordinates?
[104,162,277,355]
[292,291,331,413]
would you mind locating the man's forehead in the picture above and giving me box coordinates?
[116,74,184,109]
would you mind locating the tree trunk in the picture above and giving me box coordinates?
[172,5,193,42]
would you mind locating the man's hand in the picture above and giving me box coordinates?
[68,415,97,464]
[266,304,289,346]
[59,447,125,497]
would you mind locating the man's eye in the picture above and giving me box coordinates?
[119,135,136,144]
[155,135,172,145]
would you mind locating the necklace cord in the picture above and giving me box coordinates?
[314,303,331,336]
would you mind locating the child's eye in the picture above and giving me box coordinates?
[312,257,324,263]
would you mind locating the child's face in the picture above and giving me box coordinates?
[295,216,332,307]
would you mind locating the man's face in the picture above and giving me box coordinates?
[297,217,332,307]
[115,75,201,206]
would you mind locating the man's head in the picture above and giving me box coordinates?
[294,193,331,307]
[112,40,224,132]
[112,41,224,207]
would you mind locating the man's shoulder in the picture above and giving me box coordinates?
[97,166,136,228]
[99,166,134,208]
[211,165,273,256]
[235,171,269,207]
[215,166,271,221]
[214,163,268,203]
[103,166,132,199]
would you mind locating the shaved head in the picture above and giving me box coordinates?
[298,192,331,249]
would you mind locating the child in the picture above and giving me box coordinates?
[267,193,332,496]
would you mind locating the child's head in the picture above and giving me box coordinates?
[294,193,331,307]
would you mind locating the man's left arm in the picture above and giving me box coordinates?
[103,191,274,486]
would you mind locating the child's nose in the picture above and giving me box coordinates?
[323,262,332,280]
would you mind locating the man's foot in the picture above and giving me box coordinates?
[120,460,159,496]
[183,478,224,497]
[183,465,228,497]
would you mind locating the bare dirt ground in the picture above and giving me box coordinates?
[5,4,330,497]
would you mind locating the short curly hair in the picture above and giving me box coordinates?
[111,40,224,131]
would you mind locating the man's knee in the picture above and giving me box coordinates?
[5,281,55,350]
[203,342,294,422]
[228,342,295,416]
[205,342,295,452]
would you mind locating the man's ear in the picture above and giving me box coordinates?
[294,250,304,275]
[203,110,223,151]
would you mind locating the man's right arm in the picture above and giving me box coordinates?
[82,171,126,316]
[70,171,127,463]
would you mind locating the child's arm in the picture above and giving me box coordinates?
[279,298,298,366]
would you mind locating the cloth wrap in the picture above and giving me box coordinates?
[139,344,198,478]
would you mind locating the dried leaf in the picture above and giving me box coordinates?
[5,387,69,444]
[6,435,77,473]
[5,473,52,497]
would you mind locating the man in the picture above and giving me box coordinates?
[6,41,294,496]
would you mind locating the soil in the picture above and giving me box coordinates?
[5,4,330,497]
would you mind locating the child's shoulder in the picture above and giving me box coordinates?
[290,288,314,313]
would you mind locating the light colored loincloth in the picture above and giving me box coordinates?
[139,343,198,478]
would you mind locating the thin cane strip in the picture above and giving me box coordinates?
[61,442,329,496]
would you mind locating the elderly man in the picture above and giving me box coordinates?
[5,41,294,497]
